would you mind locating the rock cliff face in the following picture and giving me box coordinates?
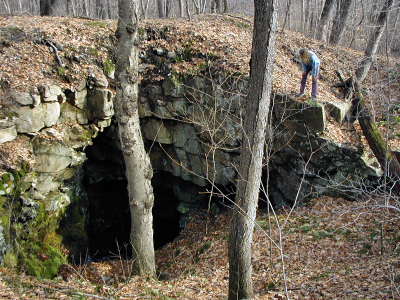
[0,66,381,276]
[0,71,114,276]
[0,17,384,277]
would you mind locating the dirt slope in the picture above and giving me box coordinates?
[0,14,400,300]
[1,197,400,299]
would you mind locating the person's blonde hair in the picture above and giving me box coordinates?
[299,48,310,63]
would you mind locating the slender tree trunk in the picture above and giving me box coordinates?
[356,0,394,83]
[67,0,75,16]
[185,0,191,20]
[228,0,277,299]
[82,0,89,16]
[116,0,156,278]
[140,0,150,19]
[179,0,184,17]
[329,0,353,45]
[223,0,228,13]
[157,0,165,18]
[214,0,222,12]
[40,0,50,15]
[352,81,400,195]
[316,0,335,41]
[281,0,292,32]
[193,0,200,14]
[301,0,306,32]
[166,0,173,17]
[308,0,318,37]
[303,0,311,34]
[388,6,399,54]
[348,0,365,49]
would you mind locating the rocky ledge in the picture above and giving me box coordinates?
[0,15,398,277]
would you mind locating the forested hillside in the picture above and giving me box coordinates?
[0,14,400,299]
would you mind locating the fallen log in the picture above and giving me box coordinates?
[351,80,400,195]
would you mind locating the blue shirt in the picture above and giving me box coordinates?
[302,51,320,77]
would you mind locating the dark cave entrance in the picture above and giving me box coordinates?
[84,176,182,260]
[82,126,235,261]
[82,127,183,261]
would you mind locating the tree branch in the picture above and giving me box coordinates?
[44,39,64,67]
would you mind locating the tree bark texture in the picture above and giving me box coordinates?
[316,0,335,41]
[116,0,156,277]
[352,82,400,195]
[166,0,173,17]
[355,0,394,83]
[223,0,229,13]
[228,0,277,299]
[214,0,222,13]
[157,0,165,18]
[179,0,184,17]
[329,0,353,45]
[281,0,292,32]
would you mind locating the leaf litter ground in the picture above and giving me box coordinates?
[0,14,400,299]
[1,197,400,299]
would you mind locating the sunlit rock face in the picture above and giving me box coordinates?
[0,67,380,275]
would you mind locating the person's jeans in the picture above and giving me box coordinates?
[300,65,319,98]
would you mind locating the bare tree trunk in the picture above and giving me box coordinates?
[214,0,222,13]
[348,0,365,48]
[303,0,311,34]
[329,0,353,45]
[140,0,150,19]
[223,0,228,13]
[316,0,334,41]
[82,0,89,16]
[185,0,191,19]
[67,0,75,16]
[116,0,156,278]
[281,0,292,32]
[17,0,22,14]
[179,0,184,17]
[388,5,399,54]
[157,0,165,18]
[166,0,173,17]
[308,0,318,36]
[301,0,306,32]
[356,0,394,83]
[228,0,277,299]
[352,81,400,195]
[2,0,11,14]
[193,0,200,14]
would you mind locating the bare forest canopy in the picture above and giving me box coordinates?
[0,0,399,55]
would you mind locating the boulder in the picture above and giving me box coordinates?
[13,102,60,133]
[86,88,114,120]
[87,70,109,89]
[73,88,88,110]
[143,119,173,144]
[10,91,35,106]
[273,93,326,133]
[59,102,89,125]
[0,119,17,144]
[39,85,66,103]
[32,136,86,174]
[325,101,352,124]
[163,78,185,98]
[301,101,326,133]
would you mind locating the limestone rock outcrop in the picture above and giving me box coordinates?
[0,66,380,277]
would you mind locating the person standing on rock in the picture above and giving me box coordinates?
[296,48,320,101]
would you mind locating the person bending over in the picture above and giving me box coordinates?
[296,48,320,101]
